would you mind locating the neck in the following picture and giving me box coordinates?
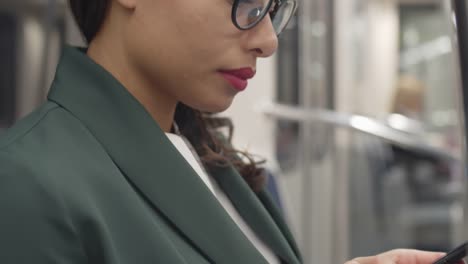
[86,35,176,132]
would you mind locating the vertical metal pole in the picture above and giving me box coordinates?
[297,0,314,260]
[298,0,337,262]
[450,0,468,243]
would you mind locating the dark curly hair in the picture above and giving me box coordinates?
[68,0,267,191]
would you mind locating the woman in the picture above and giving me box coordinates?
[0,0,454,263]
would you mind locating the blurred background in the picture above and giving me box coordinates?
[1,0,468,263]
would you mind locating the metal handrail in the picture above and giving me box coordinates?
[260,102,460,161]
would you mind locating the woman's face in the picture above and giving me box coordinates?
[123,0,278,112]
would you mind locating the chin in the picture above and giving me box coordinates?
[192,97,235,113]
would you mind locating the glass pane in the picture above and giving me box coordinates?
[276,14,299,106]
[276,120,300,172]
[349,131,462,254]
[343,0,465,257]
[397,4,461,154]
[275,0,465,262]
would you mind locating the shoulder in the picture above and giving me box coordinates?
[0,100,108,202]
[0,102,59,148]
[0,102,66,195]
[0,101,78,209]
[0,100,104,174]
[0,101,93,150]
[0,101,95,230]
[0,100,96,163]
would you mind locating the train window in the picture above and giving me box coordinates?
[397,4,460,145]
[276,14,299,106]
[389,2,463,251]
[346,1,464,255]
[276,14,300,171]
[272,1,465,262]
[0,12,16,128]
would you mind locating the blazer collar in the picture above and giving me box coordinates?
[48,46,300,264]
[212,165,300,263]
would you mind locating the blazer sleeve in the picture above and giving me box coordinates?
[0,151,87,264]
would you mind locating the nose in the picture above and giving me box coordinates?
[246,15,279,58]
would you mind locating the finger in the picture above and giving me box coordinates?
[344,261,360,264]
[384,249,445,264]
[345,256,377,264]
[345,250,446,264]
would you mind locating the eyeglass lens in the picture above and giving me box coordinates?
[234,0,297,35]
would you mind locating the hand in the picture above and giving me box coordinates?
[345,249,464,264]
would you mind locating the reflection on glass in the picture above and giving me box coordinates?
[276,14,299,106]
[276,120,300,172]
[273,0,464,261]
[350,2,463,256]
[276,13,300,173]
[392,4,461,153]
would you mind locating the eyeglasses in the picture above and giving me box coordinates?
[232,0,298,36]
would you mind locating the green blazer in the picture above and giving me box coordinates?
[0,46,302,264]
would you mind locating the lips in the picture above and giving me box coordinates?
[218,68,256,91]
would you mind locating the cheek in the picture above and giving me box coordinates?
[129,2,231,65]
[137,0,233,39]
[179,79,238,113]
[174,6,235,62]
[125,0,240,111]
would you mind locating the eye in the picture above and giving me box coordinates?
[248,7,263,20]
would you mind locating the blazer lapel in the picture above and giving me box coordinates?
[256,190,303,263]
[47,46,267,264]
[211,165,301,264]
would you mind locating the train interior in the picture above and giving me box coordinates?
[2,0,468,263]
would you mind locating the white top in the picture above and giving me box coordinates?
[165,133,280,264]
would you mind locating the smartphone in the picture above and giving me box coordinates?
[433,241,468,264]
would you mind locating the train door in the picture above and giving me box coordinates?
[260,0,467,263]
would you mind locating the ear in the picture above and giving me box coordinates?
[115,0,137,10]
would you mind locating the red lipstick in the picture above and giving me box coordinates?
[218,68,256,91]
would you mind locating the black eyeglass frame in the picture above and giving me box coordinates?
[231,0,297,35]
